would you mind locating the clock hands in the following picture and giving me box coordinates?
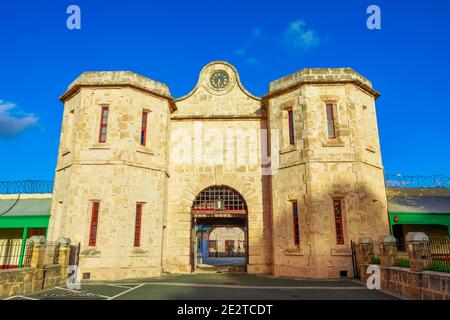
[210,71,229,89]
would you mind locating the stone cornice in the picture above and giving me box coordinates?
[59,71,177,112]
[263,68,381,102]
[277,159,384,171]
[170,113,266,121]
[55,161,169,176]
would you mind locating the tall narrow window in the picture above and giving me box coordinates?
[140,111,148,146]
[288,109,295,145]
[134,203,143,247]
[99,106,109,143]
[326,104,336,139]
[333,199,345,245]
[292,201,300,245]
[89,202,100,246]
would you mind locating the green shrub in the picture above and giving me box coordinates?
[371,256,381,265]
[394,257,410,268]
[428,262,450,273]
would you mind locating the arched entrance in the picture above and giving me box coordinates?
[190,186,248,272]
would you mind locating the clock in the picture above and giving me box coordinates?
[210,71,230,90]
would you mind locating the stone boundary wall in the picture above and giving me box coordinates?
[381,267,449,300]
[0,237,71,298]
[356,233,450,300]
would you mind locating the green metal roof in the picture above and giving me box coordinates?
[0,198,51,217]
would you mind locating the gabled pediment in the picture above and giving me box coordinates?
[173,61,262,118]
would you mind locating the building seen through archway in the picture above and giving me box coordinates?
[191,186,248,270]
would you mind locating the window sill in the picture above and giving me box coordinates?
[280,145,297,154]
[331,248,352,256]
[80,248,101,257]
[129,248,149,256]
[80,255,102,259]
[284,247,304,256]
[322,139,344,148]
[130,253,150,257]
[89,143,110,150]
[136,145,155,155]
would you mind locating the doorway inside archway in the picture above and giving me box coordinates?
[190,186,248,272]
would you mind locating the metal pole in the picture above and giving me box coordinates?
[18,227,28,268]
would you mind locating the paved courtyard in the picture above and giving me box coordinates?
[3,274,400,300]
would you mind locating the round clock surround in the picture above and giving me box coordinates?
[209,70,230,90]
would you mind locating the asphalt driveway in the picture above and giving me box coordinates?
[3,273,401,300]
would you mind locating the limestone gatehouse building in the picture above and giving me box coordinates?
[47,61,389,281]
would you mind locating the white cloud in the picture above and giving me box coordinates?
[234,19,322,65]
[233,46,260,66]
[0,100,38,137]
[234,47,247,57]
[282,19,321,51]
[251,27,263,39]
[246,57,261,65]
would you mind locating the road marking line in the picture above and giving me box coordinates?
[55,286,111,299]
[144,282,367,290]
[106,284,134,289]
[108,283,146,300]
[81,282,144,286]
[3,295,38,300]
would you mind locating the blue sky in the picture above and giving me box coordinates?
[0,0,449,180]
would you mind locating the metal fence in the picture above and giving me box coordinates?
[0,239,63,269]
[367,239,450,273]
[0,239,33,269]
[0,180,54,194]
[426,238,450,273]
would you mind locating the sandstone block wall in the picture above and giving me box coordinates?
[48,62,388,280]
[267,69,388,278]
[165,62,272,274]
[49,76,172,280]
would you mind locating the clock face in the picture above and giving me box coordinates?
[210,71,230,90]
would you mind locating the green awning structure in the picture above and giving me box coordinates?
[0,197,52,268]
[388,194,450,237]
[0,198,51,229]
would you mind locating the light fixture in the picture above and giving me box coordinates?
[215,197,224,211]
